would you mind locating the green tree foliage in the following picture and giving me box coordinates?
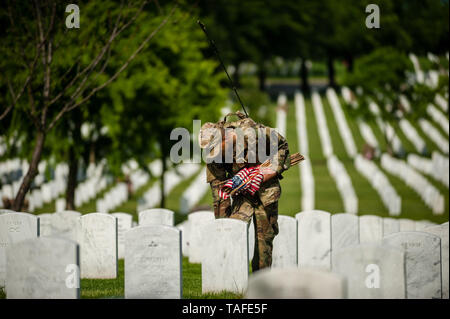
[94,8,227,206]
[0,1,218,210]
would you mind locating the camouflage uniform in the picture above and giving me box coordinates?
[205,112,290,271]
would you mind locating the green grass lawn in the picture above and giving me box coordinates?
[78,258,242,299]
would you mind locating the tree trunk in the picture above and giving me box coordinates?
[300,59,310,93]
[327,55,336,88]
[12,130,46,211]
[65,145,78,210]
[258,65,267,91]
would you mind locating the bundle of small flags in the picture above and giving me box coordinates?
[218,166,264,200]
[217,152,305,200]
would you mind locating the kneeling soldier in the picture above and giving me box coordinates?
[199,111,292,271]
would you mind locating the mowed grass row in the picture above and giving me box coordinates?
[303,96,344,213]
[278,99,302,216]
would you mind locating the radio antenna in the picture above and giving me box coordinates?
[197,20,249,117]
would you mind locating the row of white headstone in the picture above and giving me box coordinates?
[173,209,448,299]
[0,209,448,299]
[0,158,27,181]
[407,152,449,188]
[381,153,445,215]
[0,209,182,298]
[0,209,178,297]
[369,101,404,156]
[357,119,380,150]
[354,155,401,215]
[73,161,110,208]
[276,93,287,138]
[120,158,151,191]
[342,87,448,216]
[311,91,358,214]
[327,155,358,214]
[312,91,333,158]
[418,118,449,154]
[179,167,209,214]
[326,88,357,158]
[343,86,445,218]
[96,183,128,213]
[412,52,447,89]
[435,93,448,112]
[427,103,449,136]
[399,118,426,154]
[398,94,449,155]
[137,162,200,212]
[0,161,69,213]
[294,92,315,211]
[340,87,380,151]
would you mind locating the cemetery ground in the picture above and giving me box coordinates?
[1,88,448,299]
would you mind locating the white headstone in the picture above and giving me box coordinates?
[424,223,449,298]
[111,213,133,259]
[202,219,248,294]
[383,217,399,236]
[78,213,117,279]
[272,215,297,268]
[383,231,441,299]
[125,225,181,299]
[415,220,435,231]
[359,215,383,243]
[38,213,53,237]
[296,211,331,270]
[249,218,255,262]
[331,213,359,251]
[332,244,405,298]
[139,208,174,226]
[0,213,39,286]
[245,267,345,299]
[176,220,190,257]
[188,211,215,263]
[0,209,15,214]
[55,198,66,212]
[6,237,79,299]
[52,210,81,241]
[399,219,416,231]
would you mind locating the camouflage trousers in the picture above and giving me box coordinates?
[229,195,279,272]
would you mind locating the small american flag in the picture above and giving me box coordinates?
[219,166,263,199]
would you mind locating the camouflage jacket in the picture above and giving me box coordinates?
[206,112,290,213]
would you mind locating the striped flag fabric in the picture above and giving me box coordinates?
[218,166,264,199]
